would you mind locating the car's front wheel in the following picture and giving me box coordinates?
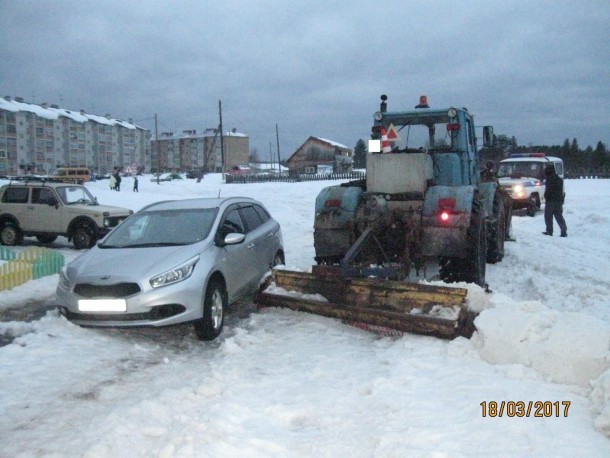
[193,278,226,341]
[73,224,96,250]
[0,221,23,246]
[272,250,285,268]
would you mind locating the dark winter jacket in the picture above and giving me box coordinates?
[544,166,564,203]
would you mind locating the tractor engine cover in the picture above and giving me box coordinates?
[366,152,433,195]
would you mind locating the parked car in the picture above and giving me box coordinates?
[150,172,183,182]
[56,197,285,340]
[186,169,203,179]
[498,153,564,216]
[0,181,133,249]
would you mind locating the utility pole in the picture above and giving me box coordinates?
[275,123,281,175]
[155,113,160,184]
[269,142,273,172]
[219,100,225,180]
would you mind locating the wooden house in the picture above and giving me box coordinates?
[286,137,353,175]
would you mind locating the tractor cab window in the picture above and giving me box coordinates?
[395,116,456,151]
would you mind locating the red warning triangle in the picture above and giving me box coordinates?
[386,123,399,141]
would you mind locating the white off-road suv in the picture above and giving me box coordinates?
[497,153,564,216]
[0,180,133,249]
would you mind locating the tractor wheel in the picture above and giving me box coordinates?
[463,199,487,286]
[486,191,506,264]
[439,199,487,287]
[504,204,514,241]
[0,221,24,246]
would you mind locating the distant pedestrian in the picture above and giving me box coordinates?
[133,176,139,192]
[114,171,122,191]
[542,164,567,237]
[109,174,116,191]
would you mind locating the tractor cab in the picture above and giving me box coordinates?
[370,95,493,187]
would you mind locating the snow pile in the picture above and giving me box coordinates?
[472,295,610,437]
[474,298,610,387]
[591,370,610,436]
[262,283,329,302]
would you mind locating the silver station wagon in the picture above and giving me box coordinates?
[56,197,284,340]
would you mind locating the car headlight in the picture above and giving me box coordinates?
[150,255,199,288]
[513,184,524,193]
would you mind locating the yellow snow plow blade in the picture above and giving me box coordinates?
[256,267,475,339]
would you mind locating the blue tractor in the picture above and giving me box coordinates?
[257,95,511,339]
[313,95,510,287]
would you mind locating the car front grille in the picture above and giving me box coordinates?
[73,282,141,298]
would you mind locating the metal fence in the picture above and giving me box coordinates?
[225,172,365,184]
[224,171,608,184]
[566,173,610,179]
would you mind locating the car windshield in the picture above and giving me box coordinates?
[497,161,545,179]
[56,185,97,205]
[99,208,218,248]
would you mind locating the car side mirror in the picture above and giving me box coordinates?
[224,232,245,245]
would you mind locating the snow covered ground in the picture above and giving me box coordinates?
[0,174,609,457]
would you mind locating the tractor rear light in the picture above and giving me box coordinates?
[325,199,341,208]
[446,123,460,132]
[438,198,456,223]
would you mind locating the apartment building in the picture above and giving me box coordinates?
[0,96,150,176]
[151,128,249,173]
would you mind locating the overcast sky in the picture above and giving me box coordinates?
[1,0,608,158]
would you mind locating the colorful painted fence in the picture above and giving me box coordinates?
[0,247,65,291]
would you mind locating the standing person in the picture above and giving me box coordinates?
[114,171,122,191]
[109,174,116,191]
[133,175,139,192]
[542,164,567,237]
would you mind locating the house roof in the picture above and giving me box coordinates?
[0,97,144,130]
[286,136,352,163]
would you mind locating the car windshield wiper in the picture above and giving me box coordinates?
[99,242,189,249]
[122,242,190,248]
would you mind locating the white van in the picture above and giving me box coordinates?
[497,153,564,216]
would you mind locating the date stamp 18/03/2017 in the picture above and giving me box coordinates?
[480,401,571,418]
